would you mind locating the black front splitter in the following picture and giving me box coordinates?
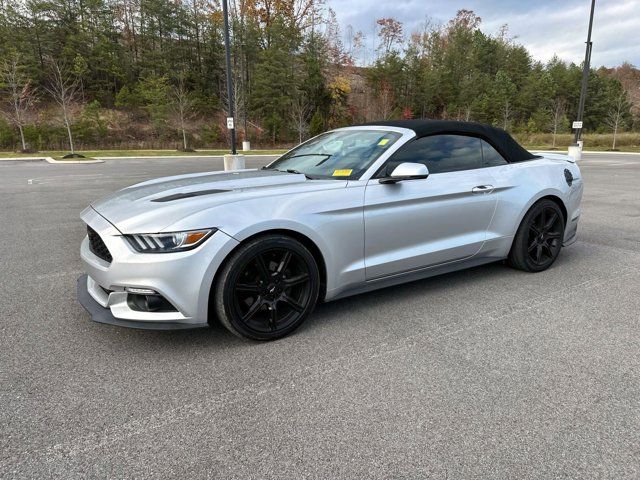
[76,275,208,331]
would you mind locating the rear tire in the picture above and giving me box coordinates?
[508,199,565,272]
[214,234,320,341]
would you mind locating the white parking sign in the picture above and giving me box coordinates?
[226,117,234,129]
[572,121,583,129]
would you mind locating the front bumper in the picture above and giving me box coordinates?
[78,206,239,330]
[562,208,581,247]
[77,275,206,330]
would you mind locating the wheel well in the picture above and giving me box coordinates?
[539,195,567,224]
[208,229,328,324]
[508,195,568,258]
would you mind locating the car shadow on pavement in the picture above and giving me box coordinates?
[82,245,584,352]
[83,261,515,347]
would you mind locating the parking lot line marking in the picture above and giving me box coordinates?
[26,174,111,185]
[36,270,84,280]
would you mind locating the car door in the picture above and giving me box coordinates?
[364,134,498,280]
[477,138,527,242]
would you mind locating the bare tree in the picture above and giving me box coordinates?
[0,57,38,151]
[44,58,81,154]
[376,82,395,120]
[605,92,628,150]
[345,24,354,58]
[352,30,365,65]
[550,97,566,148]
[464,105,472,121]
[221,74,246,143]
[172,76,196,151]
[494,70,515,131]
[289,94,311,143]
[610,62,640,118]
[234,74,248,144]
[501,100,512,131]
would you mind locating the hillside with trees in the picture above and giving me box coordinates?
[0,0,638,152]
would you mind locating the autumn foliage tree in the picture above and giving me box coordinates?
[0,2,636,150]
[376,18,403,54]
[365,9,635,135]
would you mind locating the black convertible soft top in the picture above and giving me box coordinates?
[360,119,537,163]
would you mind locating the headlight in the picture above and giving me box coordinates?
[124,229,216,253]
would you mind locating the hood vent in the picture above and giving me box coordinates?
[151,188,231,202]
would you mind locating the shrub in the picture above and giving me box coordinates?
[0,119,17,149]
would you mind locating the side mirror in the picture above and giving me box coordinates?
[379,162,429,184]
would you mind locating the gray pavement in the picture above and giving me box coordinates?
[1,153,639,478]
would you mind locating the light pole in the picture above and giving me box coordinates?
[571,0,596,155]
[222,0,236,155]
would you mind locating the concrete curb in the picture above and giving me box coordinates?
[0,156,104,164]
[45,156,104,164]
[0,153,280,162]
[94,154,280,160]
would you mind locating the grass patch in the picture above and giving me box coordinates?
[90,149,288,157]
[51,155,97,161]
[3,138,640,159]
[523,145,640,152]
[516,132,640,151]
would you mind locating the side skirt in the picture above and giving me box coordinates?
[326,254,506,302]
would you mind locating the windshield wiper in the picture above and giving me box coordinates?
[285,153,332,160]
[285,169,314,180]
[263,166,314,180]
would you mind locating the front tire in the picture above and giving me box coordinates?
[214,234,320,341]
[508,199,565,272]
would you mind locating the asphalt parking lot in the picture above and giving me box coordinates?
[1,152,639,478]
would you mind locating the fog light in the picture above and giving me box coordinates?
[144,295,164,312]
[125,286,158,295]
[127,292,178,313]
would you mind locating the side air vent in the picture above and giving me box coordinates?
[564,169,573,186]
[87,226,113,263]
[151,189,230,202]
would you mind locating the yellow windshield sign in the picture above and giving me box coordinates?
[332,169,353,177]
[378,138,390,146]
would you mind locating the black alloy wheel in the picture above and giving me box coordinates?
[508,199,565,272]
[527,207,563,266]
[214,235,320,340]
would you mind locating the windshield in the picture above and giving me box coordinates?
[266,129,402,180]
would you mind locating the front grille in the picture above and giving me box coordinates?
[87,226,113,263]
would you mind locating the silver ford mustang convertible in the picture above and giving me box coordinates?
[78,120,583,340]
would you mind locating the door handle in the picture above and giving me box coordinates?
[472,185,494,194]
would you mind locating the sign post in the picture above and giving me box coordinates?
[572,0,596,147]
[222,0,236,155]
[221,0,245,170]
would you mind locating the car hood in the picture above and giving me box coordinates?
[90,169,346,233]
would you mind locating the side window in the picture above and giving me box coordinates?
[380,134,482,176]
[481,140,508,167]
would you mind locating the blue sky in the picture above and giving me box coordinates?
[326,0,640,67]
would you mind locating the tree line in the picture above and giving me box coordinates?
[0,1,637,152]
